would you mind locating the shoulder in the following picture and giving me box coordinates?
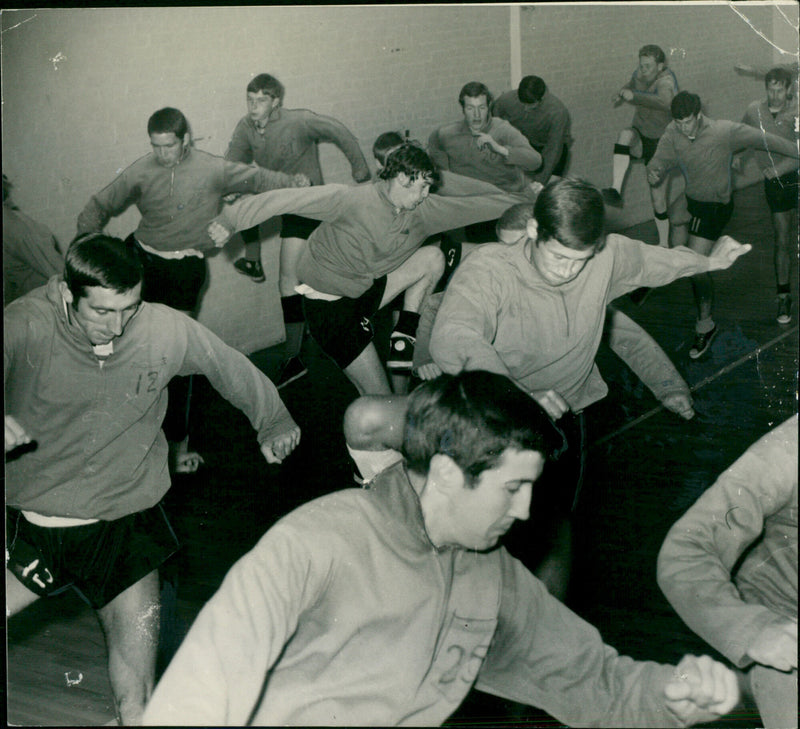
[655,69,678,91]
[231,116,252,134]
[4,284,58,335]
[494,91,516,108]
[434,121,464,139]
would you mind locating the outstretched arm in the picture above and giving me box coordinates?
[605,307,694,419]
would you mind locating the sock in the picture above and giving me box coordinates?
[695,317,715,335]
[393,310,421,338]
[611,144,631,191]
[654,210,670,248]
[777,284,790,296]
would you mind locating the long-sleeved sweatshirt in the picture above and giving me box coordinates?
[741,98,800,179]
[430,236,713,411]
[3,204,64,305]
[214,180,527,298]
[622,66,679,140]
[647,114,799,203]
[4,277,297,520]
[428,118,542,193]
[657,415,797,668]
[76,147,297,253]
[225,108,371,185]
[143,461,692,727]
[492,89,572,183]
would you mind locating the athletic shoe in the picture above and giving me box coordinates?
[601,188,623,208]
[628,287,652,306]
[776,295,792,325]
[688,325,717,359]
[234,258,266,282]
[387,332,415,370]
[276,356,308,389]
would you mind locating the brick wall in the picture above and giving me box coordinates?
[2,4,796,347]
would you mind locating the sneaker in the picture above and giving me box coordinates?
[276,356,308,389]
[628,287,652,306]
[688,325,717,359]
[776,295,792,325]
[387,332,415,371]
[233,258,266,282]
[601,188,623,208]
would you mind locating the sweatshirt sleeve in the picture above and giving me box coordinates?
[221,158,296,195]
[532,108,569,184]
[214,184,353,234]
[76,167,140,235]
[496,122,542,172]
[477,552,686,727]
[177,315,298,445]
[605,307,689,404]
[429,261,516,380]
[225,120,255,165]
[606,235,711,298]
[656,416,798,668]
[646,130,680,182]
[419,189,528,235]
[302,111,371,182]
[729,121,799,159]
[143,521,328,725]
[630,74,677,112]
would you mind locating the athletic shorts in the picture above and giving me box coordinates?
[281,214,321,240]
[631,128,660,165]
[302,276,387,369]
[764,171,799,213]
[132,236,206,312]
[5,503,179,610]
[686,196,734,241]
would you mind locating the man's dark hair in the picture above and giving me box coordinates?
[459,81,493,108]
[533,177,605,252]
[64,233,143,303]
[246,73,285,102]
[671,91,702,120]
[373,131,406,166]
[639,44,666,65]
[378,144,439,185]
[518,76,546,104]
[764,66,793,90]
[402,371,564,483]
[147,107,189,139]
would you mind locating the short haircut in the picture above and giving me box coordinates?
[402,371,564,483]
[496,202,535,238]
[518,76,546,104]
[533,177,605,252]
[639,44,666,65]
[459,81,493,108]
[147,107,189,139]
[378,143,440,185]
[765,66,793,90]
[671,90,702,120]
[246,73,285,101]
[64,233,143,303]
[373,131,406,166]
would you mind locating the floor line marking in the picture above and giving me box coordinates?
[591,326,798,448]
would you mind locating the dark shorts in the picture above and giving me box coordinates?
[281,214,321,240]
[686,196,734,241]
[632,128,660,165]
[131,236,207,312]
[764,171,799,213]
[302,277,388,369]
[6,503,180,610]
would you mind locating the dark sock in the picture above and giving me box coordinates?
[777,284,790,296]
[240,226,260,245]
[393,310,421,337]
[281,294,305,324]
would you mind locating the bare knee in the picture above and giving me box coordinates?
[414,245,445,280]
[344,396,394,449]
